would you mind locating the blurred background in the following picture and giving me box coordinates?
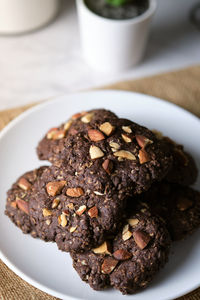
[0,0,200,110]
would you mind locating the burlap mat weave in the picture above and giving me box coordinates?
[0,66,200,300]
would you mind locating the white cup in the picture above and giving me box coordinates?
[76,0,157,72]
[0,0,59,34]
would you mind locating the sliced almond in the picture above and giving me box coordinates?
[99,122,115,136]
[109,141,120,150]
[92,241,112,255]
[122,224,132,241]
[114,150,136,161]
[136,135,153,149]
[76,205,87,216]
[66,187,84,197]
[89,145,104,159]
[94,191,104,196]
[58,213,67,227]
[88,129,105,142]
[102,159,113,175]
[16,198,29,214]
[42,208,52,217]
[46,127,58,139]
[88,206,98,218]
[46,181,66,196]
[70,226,77,233]
[138,149,150,164]
[60,213,68,227]
[81,112,93,123]
[121,134,132,143]
[46,219,51,226]
[133,230,151,249]
[101,258,118,274]
[128,218,139,227]
[113,249,132,261]
[52,198,60,209]
[122,126,132,133]
[52,129,66,140]
[18,178,32,191]
[67,203,74,210]
[64,120,73,131]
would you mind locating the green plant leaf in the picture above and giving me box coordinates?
[105,0,129,7]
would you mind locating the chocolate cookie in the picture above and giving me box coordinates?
[29,165,127,252]
[5,167,47,237]
[71,211,171,294]
[135,182,200,241]
[37,109,118,163]
[153,131,198,186]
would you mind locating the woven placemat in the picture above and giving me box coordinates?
[0,66,200,300]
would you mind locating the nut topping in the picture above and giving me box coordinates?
[94,191,104,196]
[46,181,66,196]
[88,206,98,218]
[70,226,77,233]
[52,198,60,209]
[138,149,150,164]
[46,127,58,139]
[128,218,139,227]
[76,205,87,216]
[121,134,132,143]
[88,129,105,142]
[46,219,51,226]
[66,187,84,197]
[18,178,32,191]
[102,159,113,175]
[101,258,118,274]
[109,141,120,150]
[42,208,52,217]
[122,224,132,241]
[133,230,151,249]
[16,198,29,214]
[113,249,132,261]
[176,197,193,211]
[67,203,74,210]
[89,145,104,159]
[58,213,68,227]
[122,126,132,133]
[64,120,73,131]
[52,129,66,140]
[92,241,112,255]
[114,150,136,161]
[136,135,153,148]
[81,112,93,123]
[99,122,115,136]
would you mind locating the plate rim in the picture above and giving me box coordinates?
[0,90,200,300]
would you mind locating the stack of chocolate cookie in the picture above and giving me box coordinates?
[5,109,200,295]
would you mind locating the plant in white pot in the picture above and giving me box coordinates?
[76,0,157,72]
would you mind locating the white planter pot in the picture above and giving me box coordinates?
[76,0,157,72]
[0,0,59,34]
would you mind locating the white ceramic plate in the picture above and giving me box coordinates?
[0,90,200,300]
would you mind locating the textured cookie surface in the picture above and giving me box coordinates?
[29,165,127,252]
[71,211,171,294]
[153,132,198,186]
[5,167,47,237]
[135,182,200,241]
[37,109,118,163]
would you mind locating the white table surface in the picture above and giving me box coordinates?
[0,0,199,111]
